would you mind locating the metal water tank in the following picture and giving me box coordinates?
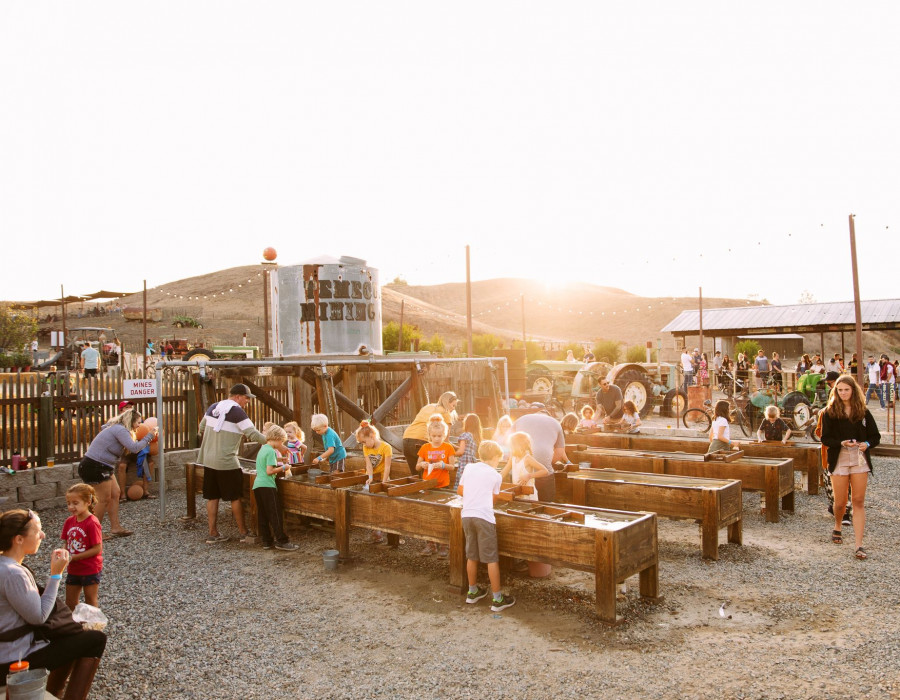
[275,256,382,356]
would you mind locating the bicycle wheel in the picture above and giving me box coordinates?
[682,409,711,432]
[734,409,751,437]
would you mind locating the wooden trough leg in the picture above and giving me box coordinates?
[570,478,587,507]
[386,533,400,548]
[701,489,719,560]
[595,530,623,625]
[764,466,780,523]
[448,507,466,593]
[184,463,196,520]
[639,563,659,601]
[727,517,743,546]
[334,489,351,559]
[781,489,795,513]
[807,457,819,496]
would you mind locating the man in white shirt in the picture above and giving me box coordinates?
[680,348,694,393]
[864,356,883,408]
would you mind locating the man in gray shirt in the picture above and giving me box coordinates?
[513,409,567,501]
[753,350,769,389]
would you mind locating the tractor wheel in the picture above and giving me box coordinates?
[614,370,655,417]
[662,388,687,418]
[174,321,184,328]
[782,392,813,430]
[527,372,553,394]
[184,348,215,363]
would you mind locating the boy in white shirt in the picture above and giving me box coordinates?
[457,440,515,612]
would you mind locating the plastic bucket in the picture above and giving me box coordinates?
[7,668,49,699]
[322,549,340,571]
[527,561,552,578]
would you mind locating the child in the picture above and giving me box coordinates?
[500,432,550,501]
[560,413,579,436]
[579,405,597,429]
[416,415,456,556]
[453,413,483,489]
[756,405,793,444]
[310,414,346,473]
[491,415,514,459]
[284,421,307,465]
[707,400,738,453]
[621,401,641,433]
[356,420,392,544]
[457,440,516,612]
[62,484,103,611]
[253,424,300,551]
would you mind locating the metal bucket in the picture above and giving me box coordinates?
[7,668,49,699]
[322,549,340,571]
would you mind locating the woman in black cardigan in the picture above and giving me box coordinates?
[820,376,880,560]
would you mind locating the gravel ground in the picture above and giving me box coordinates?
[29,452,900,700]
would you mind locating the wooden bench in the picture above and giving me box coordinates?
[557,467,742,560]
[568,431,822,494]
[567,446,794,523]
[184,463,660,624]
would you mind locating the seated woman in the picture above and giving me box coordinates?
[0,510,107,697]
[756,405,793,444]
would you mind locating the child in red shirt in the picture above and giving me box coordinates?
[416,415,456,557]
[62,483,103,611]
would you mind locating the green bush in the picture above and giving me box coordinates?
[625,344,657,363]
[560,342,587,361]
[472,333,503,358]
[382,321,422,352]
[420,333,445,355]
[733,339,762,360]
[0,308,38,353]
[512,340,545,363]
[592,340,622,364]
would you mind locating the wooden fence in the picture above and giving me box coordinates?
[0,360,504,468]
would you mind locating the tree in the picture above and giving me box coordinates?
[512,340,545,363]
[626,344,657,363]
[592,339,622,364]
[0,307,38,353]
[733,339,762,359]
[472,333,503,357]
[419,333,445,355]
[388,276,408,286]
[798,290,816,304]
[560,342,586,361]
[382,321,421,352]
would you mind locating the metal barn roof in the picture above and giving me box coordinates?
[661,299,900,336]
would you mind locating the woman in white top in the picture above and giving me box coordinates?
[500,432,549,501]
[706,400,736,453]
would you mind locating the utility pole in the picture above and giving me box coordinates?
[142,279,148,375]
[698,286,704,357]
[397,299,405,352]
[60,285,67,354]
[520,294,526,347]
[849,214,864,387]
[465,245,473,357]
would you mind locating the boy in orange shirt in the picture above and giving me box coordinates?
[416,415,456,557]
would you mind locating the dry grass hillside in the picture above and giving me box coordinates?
[19,265,899,360]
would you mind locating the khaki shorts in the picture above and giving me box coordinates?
[462,517,499,564]
[832,450,870,477]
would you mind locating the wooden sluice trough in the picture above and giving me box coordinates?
[566,445,794,523]
[567,431,823,495]
[184,462,660,624]
[556,466,742,560]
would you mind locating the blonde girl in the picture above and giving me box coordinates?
[356,421,392,544]
[416,416,455,556]
[283,421,307,465]
[621,401,641,433]
[402,391,459,473]
[491,415,514,458]
[579,405,597,429]
[500,432,549,501]
[62,484,103,610]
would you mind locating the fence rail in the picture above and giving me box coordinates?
[0,360,504,468]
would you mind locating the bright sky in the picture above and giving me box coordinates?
[2,2,898,306]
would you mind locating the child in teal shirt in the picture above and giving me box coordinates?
[310,413,346,473]
[253,425,299,551]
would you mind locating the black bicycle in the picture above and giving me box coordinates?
[681,395,751,437]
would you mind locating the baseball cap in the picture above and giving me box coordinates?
[229,383,255,398]
[118,400,134,411]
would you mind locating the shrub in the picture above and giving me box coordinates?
[560,342,587,361]
[420,333,445,355]
[382,321,421,352]
[733,339,762,360]
[592,340,622,364]
[625,344,657,363]
[472,333,503,358]
[512,340,545,363]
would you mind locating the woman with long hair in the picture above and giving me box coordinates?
[402,391,459,476]
[78,408,156,537]
[820,376,880,559]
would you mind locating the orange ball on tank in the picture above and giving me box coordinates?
[263,247,277,261]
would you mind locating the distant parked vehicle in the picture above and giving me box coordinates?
[172,315,203,329]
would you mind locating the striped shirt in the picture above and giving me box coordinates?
[196,402,266,471]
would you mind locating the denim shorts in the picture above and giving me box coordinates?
[66,571,102,586]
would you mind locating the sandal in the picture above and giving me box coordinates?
[831,530,842,544]
[855,547,867,560]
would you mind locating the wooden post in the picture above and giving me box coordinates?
[701,488,719,560]
[848,215,865,388]
[397,299,405,351]
[38,395,54,465]
[262,268,270,358]
[727,515,742,546]
[764,464,779,523]
[343,367,358,437]
[185,463,197,519]
[520,294,526,347]
[448,506,466,592]
[142,279,148,375]
[570,477,587,506]
[465,245,473,358]
[186,389,199,449]
[594,529,622,625]
[334,488,351,558]
[60,285,67,361]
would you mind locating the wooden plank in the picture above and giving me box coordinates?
[334,488,350,558]
[448,506,466,592]
[387,478,439,497]
[595,529,622,625]
[701,488,720,560]
[328,473,370,489]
